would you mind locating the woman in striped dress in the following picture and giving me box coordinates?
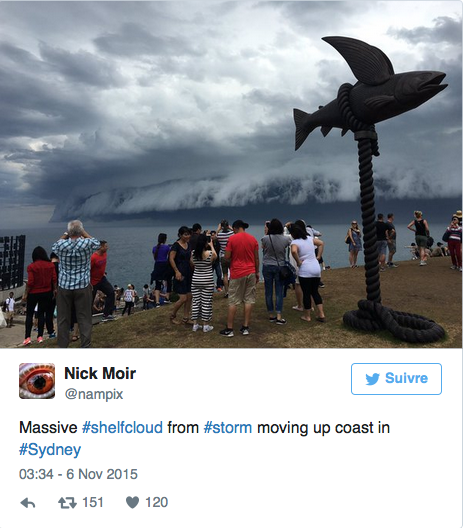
[190,233,217,332]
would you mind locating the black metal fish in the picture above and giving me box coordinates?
[294,36,447,150]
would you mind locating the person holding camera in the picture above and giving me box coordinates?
[210,230,223,291]
[190,233,217,332]
[217,220,234,298]
[51,220,101,348]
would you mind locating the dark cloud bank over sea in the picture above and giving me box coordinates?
[51,184,460,226]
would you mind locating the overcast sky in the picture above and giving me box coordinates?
[0,1,461,227]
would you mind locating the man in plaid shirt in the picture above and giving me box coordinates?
[52,220,101,347]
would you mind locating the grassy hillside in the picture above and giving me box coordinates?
[37,257,461,349]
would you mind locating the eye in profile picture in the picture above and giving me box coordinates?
[19,363,55,399]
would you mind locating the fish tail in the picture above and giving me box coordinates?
[293,108,316,151]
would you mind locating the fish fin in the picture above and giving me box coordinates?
[322,36,394,86]
[294,108,316,151]
[341,128,349,136]
[365,95,396,110]
[321,126,332,137]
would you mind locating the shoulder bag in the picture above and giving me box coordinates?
[269,235,296,282]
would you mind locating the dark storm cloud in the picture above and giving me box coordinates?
[277,1,377,33]
[388,16,462,45]
[94,22,205,58]
[0,1,461,223]
[0,65,101,138]
[38,42,126,88]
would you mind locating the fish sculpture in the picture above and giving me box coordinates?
[294,36,447,150]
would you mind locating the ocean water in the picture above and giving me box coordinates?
[4,222,449,291]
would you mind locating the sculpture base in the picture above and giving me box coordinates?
[343,300,445,344]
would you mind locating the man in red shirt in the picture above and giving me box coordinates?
[91,241,116,321]
[219,220,259,337]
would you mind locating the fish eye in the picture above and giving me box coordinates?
[19,363,55,399]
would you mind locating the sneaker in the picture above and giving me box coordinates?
[223,293,229,298]
[276,318,287,325]
[219,328,234,337]
[37,336,44,343]
[269,317,277,323]
[23,337,31,346]
[450,265,457,270]
[319,282,325,288]
[216,287,223,292]
[240,326,250,335]
[387,262,398,268]
[380,267,386,272]
[203,325,214,333]
[192,324,200,332]
[420,261,427,266]
[48,332,56,339]
[459,267,463,272]
[155,303,161,308]
[101,314,116,322]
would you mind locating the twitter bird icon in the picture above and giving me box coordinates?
[366,373,380,386]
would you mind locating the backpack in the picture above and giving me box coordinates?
[124,289,133,302]
[1,301,7,312]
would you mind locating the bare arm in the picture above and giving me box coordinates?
[254,248,260,282]
[209,242,217,262]
[314,238,324,261]
[291,244,301,268]
[169,249,183,281]
[81,229,94,239]
[407,220,415,231]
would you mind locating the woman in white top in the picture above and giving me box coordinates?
[290,224,326,323]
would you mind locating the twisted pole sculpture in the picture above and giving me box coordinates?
[294,36,446,343]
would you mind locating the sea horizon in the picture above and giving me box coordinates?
[2,220,453,291]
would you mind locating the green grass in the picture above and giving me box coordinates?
[35,258,461,348]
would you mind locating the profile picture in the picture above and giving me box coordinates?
[19,363,55,399]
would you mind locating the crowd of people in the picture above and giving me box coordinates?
[345,210,462,272]
[2,209,461,346]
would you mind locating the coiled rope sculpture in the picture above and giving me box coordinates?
[293,36,447,343]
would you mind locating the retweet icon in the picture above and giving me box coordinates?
[365,373,380,386]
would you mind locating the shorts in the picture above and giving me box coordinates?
[4,311,13,321]
[228,274,256,306]
[388,240,396,253]
[376,240,388,256]
[415,235,427,248]
[221,256,230,275]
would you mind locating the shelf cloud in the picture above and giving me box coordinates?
[0,2,461,224]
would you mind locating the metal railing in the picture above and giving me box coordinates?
[0,235,26,290]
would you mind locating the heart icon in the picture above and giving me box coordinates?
[126,496,139,509]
